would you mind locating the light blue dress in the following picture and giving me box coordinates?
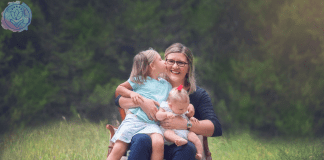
[111,77,172,143]
[159,101,190,145]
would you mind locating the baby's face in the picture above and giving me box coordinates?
[168,100,189,115]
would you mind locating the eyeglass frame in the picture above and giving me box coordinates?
[165,59,188,67]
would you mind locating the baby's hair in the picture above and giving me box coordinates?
[167,87,189,103]
[130,48,159,84]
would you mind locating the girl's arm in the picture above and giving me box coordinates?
[116,81,144,105]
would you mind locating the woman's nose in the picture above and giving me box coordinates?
[172,62,179,69]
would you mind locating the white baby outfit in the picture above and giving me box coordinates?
[159,101,190,145]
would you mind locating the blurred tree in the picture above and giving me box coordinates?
[228,0,324,136]
[0,0,323,137]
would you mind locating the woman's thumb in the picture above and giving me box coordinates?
[153,100,160,107]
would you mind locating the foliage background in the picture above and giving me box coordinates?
[0,0,323,137]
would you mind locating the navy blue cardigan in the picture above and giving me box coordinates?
[115,86,222,137]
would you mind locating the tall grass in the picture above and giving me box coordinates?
[0,117,110,160]
[1,118,323,160]
[209,130,324,160]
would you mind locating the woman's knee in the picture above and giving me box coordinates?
[128,134,152,160]
[183,141,197,154]
[151,134,164,148]
[165,142,197,160]
[130,134,152,150]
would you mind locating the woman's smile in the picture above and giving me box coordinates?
[171,70,180,74]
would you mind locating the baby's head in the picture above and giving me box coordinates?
[167,85,190,115]
[130,48,163,84]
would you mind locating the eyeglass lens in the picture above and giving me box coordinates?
[167,59,186,67]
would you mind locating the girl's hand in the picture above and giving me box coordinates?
[166,113,175,119]
[130,92,144,105]
[139,98,160,121]
[190,117,199,124]
[160,116,187,130]
[185,104,195,118]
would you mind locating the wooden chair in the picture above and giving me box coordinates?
[106,92,212,160]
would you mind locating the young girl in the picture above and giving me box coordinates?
[107,48,172,160]
[156,85,203,160]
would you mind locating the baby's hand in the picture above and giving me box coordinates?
[130,92,144,105]
[166,112,175,119]
[190,117,199,124]
[186,104,195,118]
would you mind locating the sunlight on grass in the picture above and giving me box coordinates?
[1,119,323,160]
[0,118,110,160]
[208,130,324,160]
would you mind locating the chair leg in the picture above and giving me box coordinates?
[107,142,114,157]
[203,136,212,160]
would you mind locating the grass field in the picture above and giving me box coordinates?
[1,118,323,160]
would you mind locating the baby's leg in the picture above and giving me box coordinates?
[164,129,188,146]
[187,131,203,160]
[150,133,164,160]
[106,140,128,160]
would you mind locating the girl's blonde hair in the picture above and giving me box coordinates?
[130,48,159,84]
[165,43,196,94]
[167,87,189,103]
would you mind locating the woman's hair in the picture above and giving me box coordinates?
[165,43,196,94]
[167,87,189,103]
[130,48,158,84]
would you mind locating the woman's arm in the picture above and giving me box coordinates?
[116,96,160,121]
[118,96,140,109]
[192,88,222,137]
[189,119,215,137]
[116,81,133,98]
[160,116,214,137]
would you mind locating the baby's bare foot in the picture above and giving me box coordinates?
[195,153,202,160]
[174,138,188,146]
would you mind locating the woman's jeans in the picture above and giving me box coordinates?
[127,134,196,160]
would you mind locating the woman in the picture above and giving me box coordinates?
[115,43,222,160]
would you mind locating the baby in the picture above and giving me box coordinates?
[156,85,203,160]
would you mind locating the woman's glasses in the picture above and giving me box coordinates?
[166,59,188,67]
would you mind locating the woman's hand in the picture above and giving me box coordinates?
[139,98,160,121]
[190,117,199,124]
[130,92,144,105]
[160,116,187,130]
